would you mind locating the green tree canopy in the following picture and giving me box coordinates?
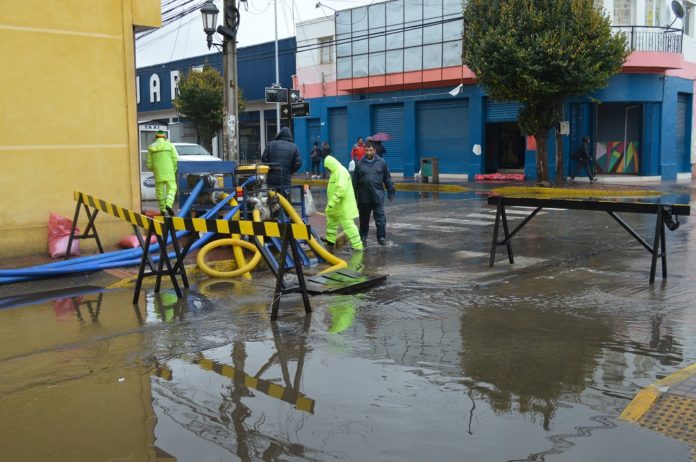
[462,0,629,184]
[174,66,246,153]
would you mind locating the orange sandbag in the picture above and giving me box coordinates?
[48,212,80,258]
[118,234,158,249]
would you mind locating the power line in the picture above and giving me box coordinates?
[138,13,463,68]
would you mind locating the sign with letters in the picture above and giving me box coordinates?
[265,87,288,104]
[291,102,310,118]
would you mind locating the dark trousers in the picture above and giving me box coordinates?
[571,156,595,179]
[358,202,386,241]
[311,160,321,175]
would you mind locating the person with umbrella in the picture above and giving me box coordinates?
[371,132,390,158]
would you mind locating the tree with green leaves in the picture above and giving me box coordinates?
[174,65,246,153]
[462,0,629,185]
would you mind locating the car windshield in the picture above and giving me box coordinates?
[176,145,210,156]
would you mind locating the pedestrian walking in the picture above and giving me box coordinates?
[569,136,597,183]
[310,142,322,179]
[352,144,396,246]
[146,130,178,216]
[261,127,302,196]
[351,137,366,162]
[323,155,364,252]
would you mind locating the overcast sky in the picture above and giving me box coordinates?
[135,0,373,68]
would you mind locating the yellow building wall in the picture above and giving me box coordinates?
[0,0,161,257]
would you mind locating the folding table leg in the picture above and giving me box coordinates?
[500,205,514,264]
[660,217,667,279]
[649,206,662,284]
[489,199,502,267]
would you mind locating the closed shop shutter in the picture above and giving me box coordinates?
[329,107,350,165]
[485,101,522,122]
[676,94,688,171]
[372,104,406,172]
[416,99,469,174]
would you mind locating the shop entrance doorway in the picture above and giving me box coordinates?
[485,122,525,173]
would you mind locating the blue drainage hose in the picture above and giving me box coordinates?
[0,176,254,283]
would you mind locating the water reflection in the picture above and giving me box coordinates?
[151,316,314,460]
[460,306,613,430]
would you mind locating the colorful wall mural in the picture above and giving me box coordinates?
[595,141,640,174]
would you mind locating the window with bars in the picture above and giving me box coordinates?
[319,36,333,64]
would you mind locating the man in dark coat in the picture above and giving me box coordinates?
[261,127,302,194]
[569,136,597,183]
[352,144,396,246]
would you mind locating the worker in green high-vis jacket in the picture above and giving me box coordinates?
[323,155,363,252]
[146,130,178,216]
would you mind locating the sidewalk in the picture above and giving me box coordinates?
[621,364,696,458]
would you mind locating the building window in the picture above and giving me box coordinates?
[645,0,661,26]
[319,36,333,64]
[613,0,634,25]
[336,0,464,79]
[686,3,696,37]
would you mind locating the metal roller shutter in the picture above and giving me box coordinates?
[372,104,406,172]
[485,101,522,122]
[676,94,688,171]
[329,107,350,166]
[416,99,469,174]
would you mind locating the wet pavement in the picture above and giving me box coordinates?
[1,181,696,461]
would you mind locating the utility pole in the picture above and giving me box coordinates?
[223,0,239,162]
[274,0,281,133]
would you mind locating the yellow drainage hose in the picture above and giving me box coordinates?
[269,191,347,274]
[196,238,261,278]
[197,190,346,278]
[197,197,264,279]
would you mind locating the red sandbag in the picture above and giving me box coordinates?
[474,173,526,181]
[48,212,80,258]
[117,234,158,249]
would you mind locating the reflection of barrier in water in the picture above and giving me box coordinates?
[149,317,314,459]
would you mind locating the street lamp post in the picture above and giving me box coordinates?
[200,0,239,163]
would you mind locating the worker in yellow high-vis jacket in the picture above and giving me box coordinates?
[147,130,178,216]
[323,155,363,252]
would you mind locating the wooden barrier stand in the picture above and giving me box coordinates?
[487,195,691,283]
[69,192,312,320]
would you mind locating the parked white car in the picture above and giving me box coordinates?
[141,143,221,201]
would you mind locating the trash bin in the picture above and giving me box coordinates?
[420,157,439,184]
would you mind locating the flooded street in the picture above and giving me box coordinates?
[1,186,696,461]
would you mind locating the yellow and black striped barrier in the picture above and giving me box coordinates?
[70,191,312,319]
[195,355,315,413]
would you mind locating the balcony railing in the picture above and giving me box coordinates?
[611,26,682,54]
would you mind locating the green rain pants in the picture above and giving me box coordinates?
[155,180,177,213]
[326,215,363,250]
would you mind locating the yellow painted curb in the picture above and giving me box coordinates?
[620,363,696,423]
[292,178,468,193]
[492,186,663,199]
